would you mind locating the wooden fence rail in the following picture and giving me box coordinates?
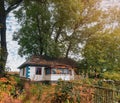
[94,86,120,103]
[72,81,120,103]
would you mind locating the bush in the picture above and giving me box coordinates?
[21,82,43,103]
[51,81,74,103]
[103,71,120,81]
[51,80,94,103]
[0,76,22,103]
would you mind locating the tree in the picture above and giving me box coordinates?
[50,0,105,58]
[13,1,62,58]
[82,29,120,75]
[0,0,23,76]
[0,0,46,76]
[14,0,105,59]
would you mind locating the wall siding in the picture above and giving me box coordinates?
[51,74,70,81]
[29,66,45,81]
[20,68,26,77]
[20,66,74,82]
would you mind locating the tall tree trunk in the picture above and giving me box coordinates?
[0,0,23,77]
[36,15,44,55]
[65,41,71,58]
[0,0,8,76]
[55,27,62,43]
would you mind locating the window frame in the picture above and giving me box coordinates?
[51,68,70,74]
[35,67,42,75]
[45,68,51,75]
[51,68,57,74]
[22,68,25,76]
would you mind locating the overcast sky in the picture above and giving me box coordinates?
[6,13,25,71]
[6,0,120,71]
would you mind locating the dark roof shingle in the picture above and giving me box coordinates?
[18,56,77,69]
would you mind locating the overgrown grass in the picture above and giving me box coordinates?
[0,74,119,103]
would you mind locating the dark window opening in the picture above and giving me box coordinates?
[36,68,41,75]
[51,68,56,74]
[45,68,51,75]
[23,68,25,76]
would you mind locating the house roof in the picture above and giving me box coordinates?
[18,56,77,69]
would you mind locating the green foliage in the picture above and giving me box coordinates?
[50,0,105,58]
[0,76,119,103]
[103,71,120,81]
[0,75,44,102]
[13,2,55,57]
[13,0,105,59]
[82,29,120,74]
[30,83,42,100]
[51,80,96,103]
[0,76,17,95]
[52,81,74,103]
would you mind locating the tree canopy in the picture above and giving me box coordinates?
[1,0,120,79]
[13,2,53,57]
[82,29,120,73]
[14,0,105,59]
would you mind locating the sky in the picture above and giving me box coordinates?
[6,13,25,71]
[6,0,120,71]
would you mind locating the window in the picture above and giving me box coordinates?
[23,68,25,76]
[58,68,69,74]
[69,70,72,75]
[63,69,69,74]
[58,68,62,74]
[45,68,51,75]
[51,68,70,74]
[51,68,57,74]
[36,68,41,75]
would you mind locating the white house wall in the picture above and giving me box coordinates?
[43,74,51,80]
[43,74,74,81]
[20,66,74,81]
[19,68,26,77]
[29,66,45,81]
[19,69,23,77]
[71,70,74,80]
[51,74,70,81]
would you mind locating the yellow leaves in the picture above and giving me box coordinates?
[103,71,120,81]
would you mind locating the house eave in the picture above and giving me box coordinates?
[18,63,49,69]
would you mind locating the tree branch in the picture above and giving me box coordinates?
[33,0,46,3]
[65,41,72,58]
[5,0,23,15]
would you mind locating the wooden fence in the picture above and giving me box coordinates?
[74,75,120,103]
[94,86,120,103]
[72,81,120,103]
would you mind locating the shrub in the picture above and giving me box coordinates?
[0,76,22,103]
[51,81,74,103]
[103,71,120,81]
[51,80,94,103]
[21,82,43,103]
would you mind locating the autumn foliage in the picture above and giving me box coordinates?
[0,75,119,103]
[51,80,94,103]
[0,76,21,103]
